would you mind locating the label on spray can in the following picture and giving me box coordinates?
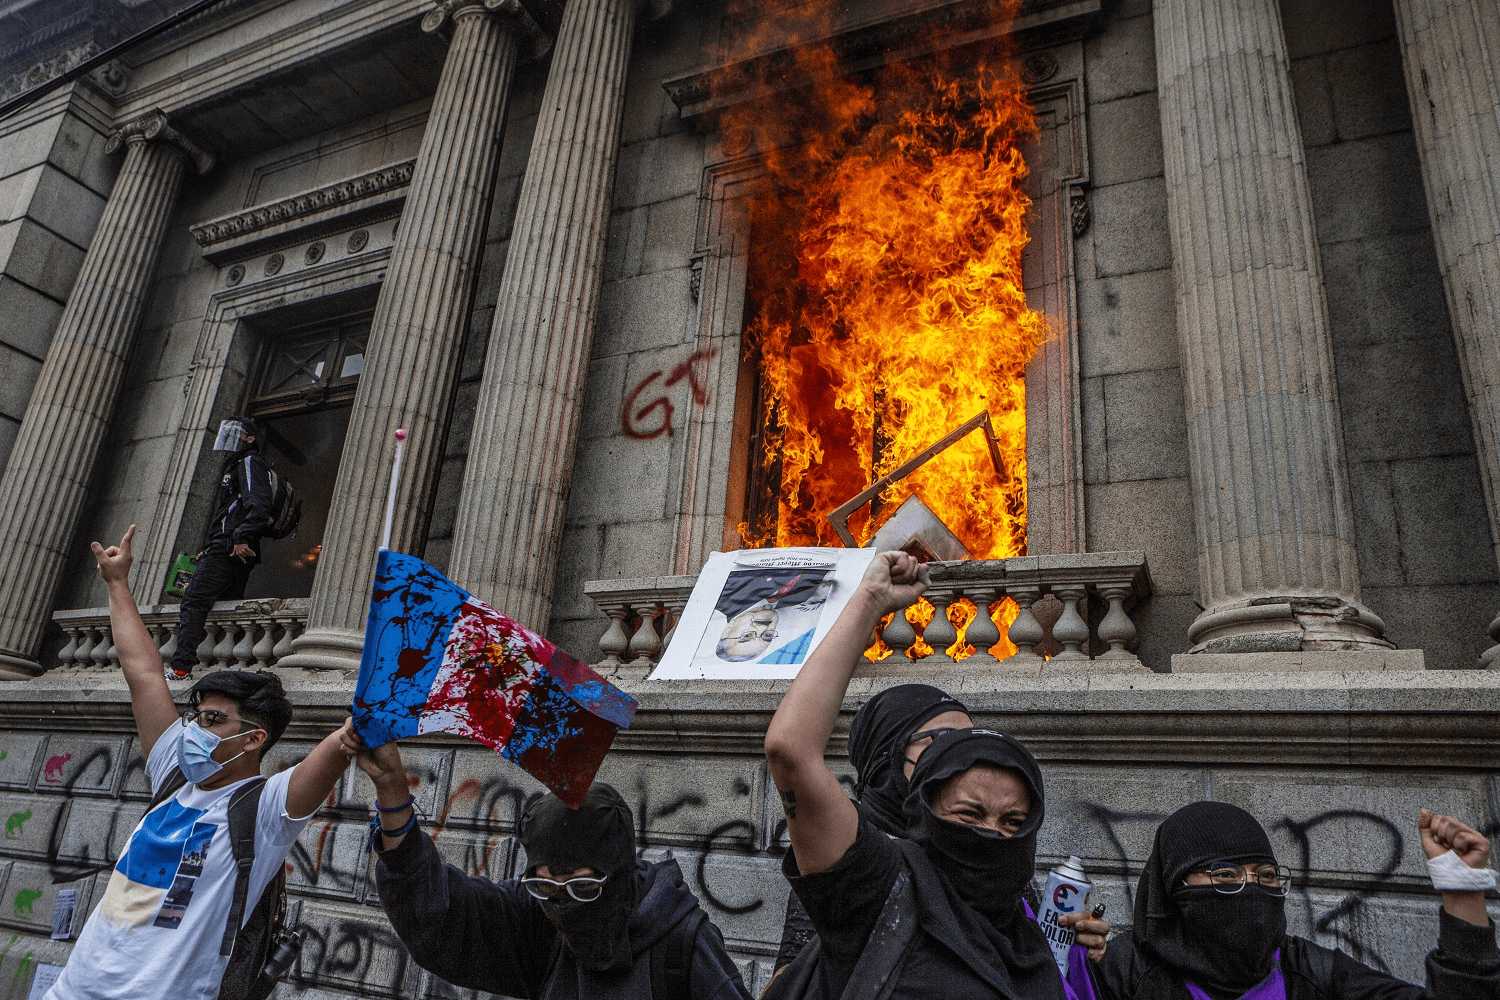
[1036,855,1092,974]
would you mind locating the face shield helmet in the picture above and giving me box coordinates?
[212,418,257,452]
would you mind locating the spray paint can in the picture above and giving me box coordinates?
[1036,855,1092,974]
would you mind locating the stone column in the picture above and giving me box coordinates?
[0,110,211,677]
[1392,0,1500,667]
[280,0,534,671]
[1154,0,1392,656]
[447,0,643,630]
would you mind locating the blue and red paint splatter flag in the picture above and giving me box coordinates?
[352,550,637,807]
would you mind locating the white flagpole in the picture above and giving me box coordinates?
[380,428,407,551]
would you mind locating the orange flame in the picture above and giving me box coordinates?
[721,2,1047,659]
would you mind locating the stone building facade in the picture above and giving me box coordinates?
[0,0,1496,996]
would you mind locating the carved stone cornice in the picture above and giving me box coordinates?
[189,159,415,264]
[663,0,1101,122]
[104,109,214,174]
[422,0,551,57]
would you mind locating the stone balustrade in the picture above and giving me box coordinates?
[51,598,309,673]
[584,551,1152,674]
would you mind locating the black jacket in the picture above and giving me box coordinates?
[1093,913,1500,1000]
[375,829,750,1000]
[204,447,274,562]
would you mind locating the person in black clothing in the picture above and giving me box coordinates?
[1092,800,1500,1000]
[773,683,973,971]
[346,733,751,1000]
[762,551,1107,999]
[170,416,275,679]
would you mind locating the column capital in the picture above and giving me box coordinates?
[105,109,214,175]
[422,0,550,56]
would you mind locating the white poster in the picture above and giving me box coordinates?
[649,547,877,680]
[27,963,62,1000]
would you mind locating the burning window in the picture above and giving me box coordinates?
[723,4,1047,657]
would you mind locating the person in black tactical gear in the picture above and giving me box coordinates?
[169,416,276,679]
[348,733,751,1000]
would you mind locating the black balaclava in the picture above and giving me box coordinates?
[1135,801,1288,996]
[849,683,969,834]
[905,728,1044,918]
[521,784,640,973]
[897,728,1062,999]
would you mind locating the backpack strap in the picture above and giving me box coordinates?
[838,866,916,1000]
[220,777,267,958]
[650,908,706,1000]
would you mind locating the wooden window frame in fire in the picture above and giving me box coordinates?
[665,38,1094,573]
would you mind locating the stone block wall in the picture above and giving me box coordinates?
[1281,0,1500,667]
[0,86,118,482]
[0,675,1493,998]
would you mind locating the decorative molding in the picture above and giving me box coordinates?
[225,263,245,287]
[663,0,1102,122]
[1022,52,1059,84]
[1070,185,1090,237]
[104,109,214,174]
[346,229,369,254]
[263,252,284,277]
[189,159,415,264]
[422,0,551,57]
[304,241,326,266]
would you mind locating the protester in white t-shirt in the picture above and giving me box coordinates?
[46,525,356,1000]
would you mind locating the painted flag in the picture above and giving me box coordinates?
[352,550,637,807]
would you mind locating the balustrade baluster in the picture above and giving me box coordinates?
[159,624,177,663]
[1098,585,1136,658]
[212,621,238,670]
[1051,585,1089,660]
[1007,588,1045,663]
[627,606,663,667]
[661,598,687,653]
[252,623,277,669]
[231,622,256,668]
[271,617,297,665]
[598,606,630,668]
[924,590,958,661]
[90,628,112,668]
[197,624,219,671]
[882,607,917,663]
[965,589,1001,662]
[57,629,79,668]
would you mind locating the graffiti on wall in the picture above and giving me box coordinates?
[0,733,1493,996]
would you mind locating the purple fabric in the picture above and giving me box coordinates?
[1023,898,1099,1000]
[1183,951,1287,1000]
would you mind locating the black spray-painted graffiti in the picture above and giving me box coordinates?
[3,738,1494,996]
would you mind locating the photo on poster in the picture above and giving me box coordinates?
[650,547,877,680]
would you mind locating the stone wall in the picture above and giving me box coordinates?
[0,86,118,481]
[1282,0,1500,667]
[0,672,1491,998]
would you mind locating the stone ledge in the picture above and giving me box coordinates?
[1171,648,1427,673]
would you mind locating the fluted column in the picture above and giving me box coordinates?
[280,0,532,671]
[0,111,210,678]
[1155,0,1391,655]
[1392,0,1500,668]
[447,0,642,630]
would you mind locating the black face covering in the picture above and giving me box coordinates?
[849,684,968,834]
[1134,801,1288,995]
[521,784,640,973]
[888,728,1062,999]
[905,728,1043,918]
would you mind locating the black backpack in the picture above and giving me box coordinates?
[262,467,301,541]
[150,767,301,1000]
[649,909,704,1000]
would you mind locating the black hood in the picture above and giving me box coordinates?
[1135,801,1287,995]
[849,683,968,834]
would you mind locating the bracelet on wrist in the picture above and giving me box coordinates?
[368,809,418,846]
[374,795,415,815]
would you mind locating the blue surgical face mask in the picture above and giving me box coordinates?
[176,720,261,785]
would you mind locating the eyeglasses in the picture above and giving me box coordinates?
[1187,863,1293,896]
[181,708,245,730]
[521,874,608,903]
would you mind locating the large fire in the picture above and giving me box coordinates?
[722,2,1048,659]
